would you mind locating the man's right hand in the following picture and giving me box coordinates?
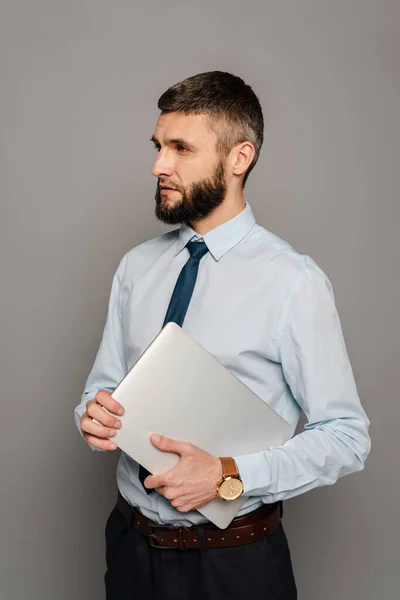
[81,390,125,450]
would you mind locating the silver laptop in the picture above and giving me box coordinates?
[104,322,295,529]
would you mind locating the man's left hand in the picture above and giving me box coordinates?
[144,433,223,512]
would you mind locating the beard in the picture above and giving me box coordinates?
[154,160,226,225]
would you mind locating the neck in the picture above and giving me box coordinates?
[189,189,246,235]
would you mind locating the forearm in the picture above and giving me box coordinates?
[234,415,370,501]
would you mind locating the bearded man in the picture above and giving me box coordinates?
[74,71,370,600]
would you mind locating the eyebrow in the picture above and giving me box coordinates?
[150,135,196,150]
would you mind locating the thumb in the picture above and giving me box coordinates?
[150,433,189,455]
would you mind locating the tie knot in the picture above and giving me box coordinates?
[186,239,209,261]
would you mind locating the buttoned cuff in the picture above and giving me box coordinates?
[233,452,271,496]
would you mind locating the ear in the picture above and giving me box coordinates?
[231,142,255,178]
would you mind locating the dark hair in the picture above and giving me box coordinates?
[157,71,264,187]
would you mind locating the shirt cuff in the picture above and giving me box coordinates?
[234,452,271,496]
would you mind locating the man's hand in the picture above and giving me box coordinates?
[144,434,223,512]
[80,390,124,450]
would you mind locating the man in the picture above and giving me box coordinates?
[74,71,371,599]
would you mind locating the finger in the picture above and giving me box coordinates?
[87,400,122,429]
[144,468,174,489]
[83,433,118,451]
[176,504,193,513]
[152,486,187,503]
[175,498,208,512]
[95,390,125,417]
[173,490,213,511]
[143,473,164,489]
[170,494,192,508]
[81,412,118,440]
[150,433,192,456]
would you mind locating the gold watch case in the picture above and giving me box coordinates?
[218,476,244,501]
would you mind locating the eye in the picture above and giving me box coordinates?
[176,144,189,152]
[153,145,161,152]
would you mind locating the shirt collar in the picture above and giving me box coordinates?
[174,202,256,261]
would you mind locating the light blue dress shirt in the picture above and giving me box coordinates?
[74,202,371,526]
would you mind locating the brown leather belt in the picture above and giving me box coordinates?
[116,491,282,550]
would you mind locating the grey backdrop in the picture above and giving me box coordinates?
[1,1,399,599]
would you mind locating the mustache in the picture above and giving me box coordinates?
[158,180,182,192]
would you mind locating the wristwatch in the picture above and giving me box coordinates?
[216,457,244,501]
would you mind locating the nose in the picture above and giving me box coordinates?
[152,149,174,178]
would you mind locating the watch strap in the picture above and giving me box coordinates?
[219,457,240,479]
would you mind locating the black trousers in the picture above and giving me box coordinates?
[104,502,297,600]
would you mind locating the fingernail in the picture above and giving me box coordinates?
[152,433,161,442]
[109,429,116,436]
[115,421,121,429]
[110,442,117,450]
[117,408,124,415]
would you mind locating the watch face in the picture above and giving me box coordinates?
[219,477,244,500]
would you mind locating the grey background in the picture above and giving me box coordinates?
[1,1,398,599]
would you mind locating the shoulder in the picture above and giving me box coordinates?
[248,222,332,292]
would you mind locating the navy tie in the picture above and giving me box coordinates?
[139,239,209,493]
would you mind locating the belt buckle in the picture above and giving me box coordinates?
[148,532,163,549]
